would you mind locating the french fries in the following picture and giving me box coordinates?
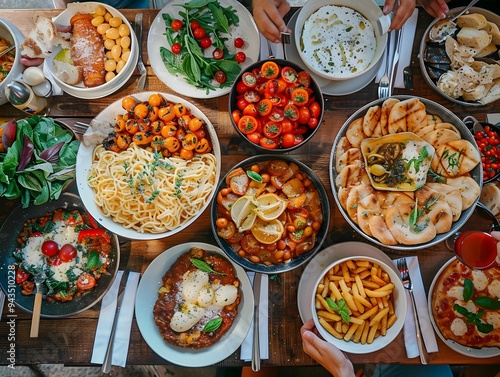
[315,259,398,344]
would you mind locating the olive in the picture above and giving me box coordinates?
[367,153,386,165]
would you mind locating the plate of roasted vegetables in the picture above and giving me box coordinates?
[148,0,260,98]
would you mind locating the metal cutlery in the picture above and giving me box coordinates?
[134,13,147,90]
[281,32,291,61]
[403,65,413,90]
[30,270,46,338]
[102,269,130,374]
[0,45,15,59]
[397,258,429,365]
[378,32,392,99]
[388,28,403,97]
[251,272,263,372]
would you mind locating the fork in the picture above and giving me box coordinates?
[397,258,429,364]
[378,31,391,99]
[134,13,147,90]
[281,32,291,61]
[30,271,46,338]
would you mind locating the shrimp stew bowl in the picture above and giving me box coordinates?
[228,59,324,153]
[211,155,330,274]
[329,95,482,251]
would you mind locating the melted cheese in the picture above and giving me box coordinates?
[451,317,468,336]
[447,286,464,300]
[471,270,488,291]
[487,280,500,298]
[485,312,500,330]
[300,5,376,78]
[455,300,477,315]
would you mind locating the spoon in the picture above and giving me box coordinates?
[428,0,481,43]
[0,45,15,59]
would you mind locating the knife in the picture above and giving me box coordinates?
[134,13,147,90]
[251,272,262,372]
[102,269,130,374]
[388,28,402,97]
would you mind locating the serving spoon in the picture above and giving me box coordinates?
[428,0,481,43]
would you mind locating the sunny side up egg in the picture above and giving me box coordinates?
[300,5,377,78]
[170,269,238,332]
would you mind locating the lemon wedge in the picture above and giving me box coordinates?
[231,195,257,231]
[253,193,288,221]
[251,218,284,244]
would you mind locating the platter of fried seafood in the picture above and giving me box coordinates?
[76,92,221,240]
[329,96,482,250]
[419,7,500,106]
[134,243,253,366]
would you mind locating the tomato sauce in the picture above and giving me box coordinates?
[455,231,497,269]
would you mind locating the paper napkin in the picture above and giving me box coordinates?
[240,272,269,361]
[393,256,438,359]
[375,8,418,89]
[91,270,140,368]
[487,114,500,125]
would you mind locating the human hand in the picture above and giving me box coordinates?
[252,0,291,43]
[491,231,500,264]
[300,319,355,377]
[384,0,448,31]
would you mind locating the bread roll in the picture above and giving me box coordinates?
[480,181,500,216]
[456,27,492,51]
[70,13,106,88]
[456,13,488,30]
[476,42,498,58]
[20,16,69,58]
[484,21,500,45]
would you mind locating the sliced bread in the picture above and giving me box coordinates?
[20,16,70,58]
[484,21,500,45]
[457,27,492,50]
[456,13,488,30]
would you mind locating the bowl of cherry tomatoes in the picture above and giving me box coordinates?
[465,116,500,184]
[229,59,324,152]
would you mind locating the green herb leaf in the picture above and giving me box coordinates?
[463,278,474,302]
[409,201,419,228]
[474,296,500,310]
[325,297,350,324]
[86,250,101,270]
[190,258,226,275]
[453,304,470,317]
[203,317,223,332]
[246,170,263,183]
[475,321,494,334]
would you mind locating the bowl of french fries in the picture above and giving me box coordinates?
[311,256,406,353]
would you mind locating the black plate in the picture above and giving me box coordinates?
[0,187,120,317]
[210,154,330,274]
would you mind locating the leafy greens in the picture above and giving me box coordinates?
[0,116,80,208]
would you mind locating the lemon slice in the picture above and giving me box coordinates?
[231,195,257,231]
[251,218,284,244]
[253,193,287,221]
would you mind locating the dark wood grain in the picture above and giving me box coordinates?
[1,8,499,368]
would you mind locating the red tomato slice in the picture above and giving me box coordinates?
[263,121,283,139]
[259,137,279,149]
[284,103,299,121]
[238,116,258,134]
[281,66,298,83]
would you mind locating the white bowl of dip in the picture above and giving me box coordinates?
[294,0,387,81]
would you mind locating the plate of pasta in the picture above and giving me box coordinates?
[76,92,221,240]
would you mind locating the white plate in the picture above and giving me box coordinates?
[148,0,260,99]
[297,241,399,323]
[75,91,221,240]
[285,11,382,96]
[428,256,500,358]
[134,242,254,367]
[47,2,139,99]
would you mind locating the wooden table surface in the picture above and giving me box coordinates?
[1,8,499,368]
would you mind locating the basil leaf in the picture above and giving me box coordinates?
[325,297,341,311]
[340,311,351,324]
[190,258,226,275]
[203,317,223,332]
[246,170,263,183]
[475,320,494,334]
[453,304,470,317]
[409,204,418,228]
[474,296,500,310]
[463,278,474,302]
[86,250,101,270]
[325,297,350,323]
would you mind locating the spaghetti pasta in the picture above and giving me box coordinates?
[87,143,217,233]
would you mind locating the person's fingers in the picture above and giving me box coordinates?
[383,0,396,14]
[389,0,416,30]
[417,0,449,19]
[253,7,282,43]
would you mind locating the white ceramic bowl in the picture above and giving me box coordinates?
[46,2,138,99]
[311,255,406,354]
[294,0,387,81]
[0,19,24,105]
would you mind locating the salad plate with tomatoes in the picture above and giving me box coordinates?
[0,188,120,317]
[229,59,324,152]
[148,0,260,98]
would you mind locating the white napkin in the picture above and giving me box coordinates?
[375,8,418,89]
[393,256,438,359]
[91,270,141,368]
[42,62,63,96]
[487,114,500,125]
[259,33,284,60]
[240,272,269,361]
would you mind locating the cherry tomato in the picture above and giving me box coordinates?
[16,267,30,284]
[297,71,311,87]
[171,19,183,31]
[263,121,282,139]
[261,61,279,79]
[247,132,262,144]
[200,37,212,49]
[236,81,250,94]
[214,70,227,84]
[259,137,279,149]
[212,48,224,60]
[217,221,236,239]
[236,97,249,111]
[309,101,321,118]
[291,88,309,106]
[193,27,206,39]
[46,256,62,266]
[293,134,305,146]
[281,119,295,134]
[241,234,263,254]
[281,66,298,83]
[41,240,59,257]
[284,103,299,121]
[232,109,242,124]
[281,133,295,149]
[256,99,273,117]
[238,116,259,134]
[234,37,244,48]
[269,107,284,122]
[171,42,181,55]
[244,89,260,103]
[190,20,200,30]
[308,117,319,129]
[242,72,257,88]
[243,103,258,117]
[235,51,246,63]
[298,106,311,124]
[59,244,77,262]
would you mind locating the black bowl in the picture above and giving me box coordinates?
[464,117,500,184]
[211,154,330,274]
[228,58,324,153]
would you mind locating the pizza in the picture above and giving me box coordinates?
[430,258,500,348]
[153,247,241,348]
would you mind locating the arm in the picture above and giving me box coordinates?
[252,0,291,43]
[300,319,356,377]
[384,0,449,31]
